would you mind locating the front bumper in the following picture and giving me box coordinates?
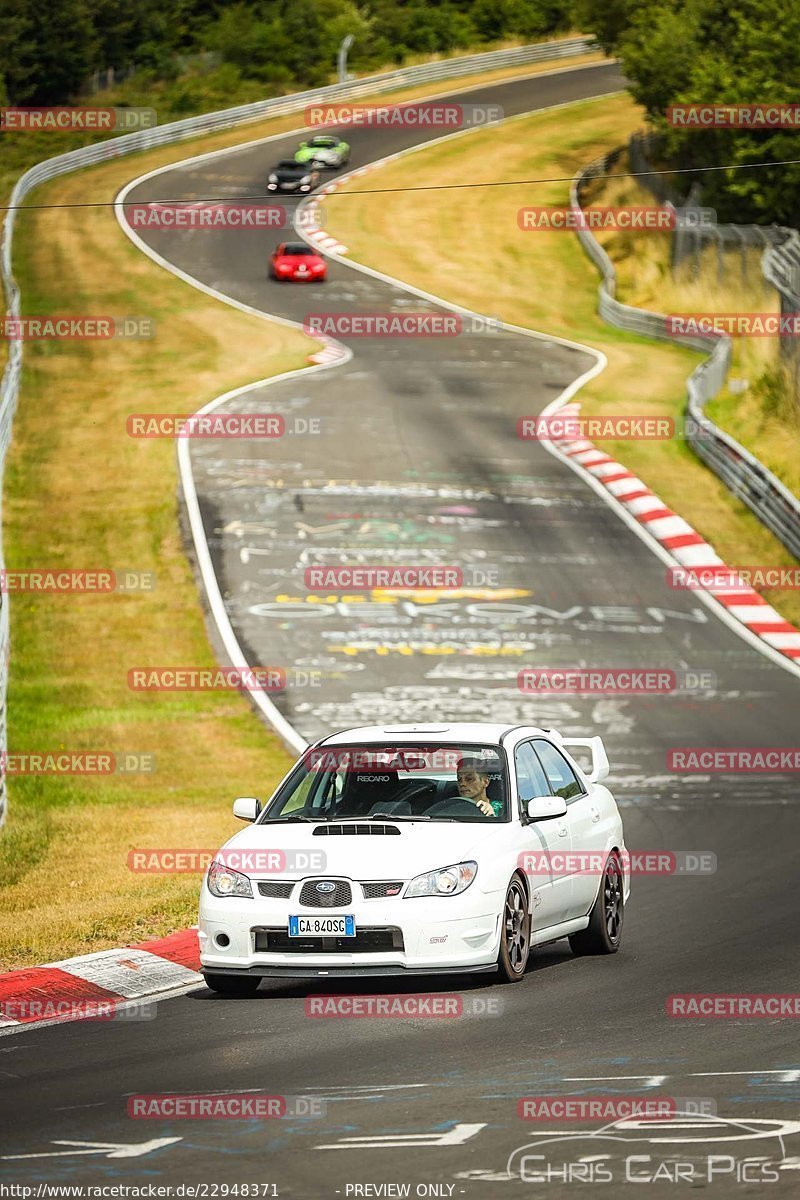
[199,881,503,977]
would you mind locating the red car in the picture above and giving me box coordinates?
[269,242,327,282]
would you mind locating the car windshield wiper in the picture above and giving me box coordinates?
[262,814,329,823]
[368,811,431,822]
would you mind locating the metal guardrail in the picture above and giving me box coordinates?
[0,35,597,825]
[763,230,800,313]
[571,153,800,562]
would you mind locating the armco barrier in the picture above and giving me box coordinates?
[571,153,800,562]
[0,35,597,826]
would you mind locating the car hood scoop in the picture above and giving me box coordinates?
[312,823,400,836]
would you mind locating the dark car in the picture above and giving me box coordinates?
[267,160,320,194]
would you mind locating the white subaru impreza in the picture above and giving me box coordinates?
[198,723,629,994]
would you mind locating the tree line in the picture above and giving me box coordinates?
[576,0,800,225]
[0,1,572,105]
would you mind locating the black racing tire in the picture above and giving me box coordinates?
[496,874,531,983]
[203,973,262,996]
[569,851,624,956]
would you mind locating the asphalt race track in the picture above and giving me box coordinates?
[2,61,800,1198]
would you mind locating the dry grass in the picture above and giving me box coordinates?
[1,145,316,969]
[594,170,800,500]
[323,92,800,626]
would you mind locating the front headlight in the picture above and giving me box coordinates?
[404,861,477,898]
[268,174,278,183]
[300,176,312,184]
[207,859,253,898]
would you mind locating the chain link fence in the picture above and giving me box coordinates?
[629,132,790,284]
[572,152,800,562]
[0,35,597,827]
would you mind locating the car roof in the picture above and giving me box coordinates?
[318,723,552,747]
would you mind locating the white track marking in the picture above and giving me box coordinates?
[565,1070,800,1082]
[1,1138,181,1161]
[316,1123,485,1149]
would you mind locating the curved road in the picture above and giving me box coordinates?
[2,61,799,1198]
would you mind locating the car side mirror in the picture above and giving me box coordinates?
[526,795,567,821]
[233,796,260,822]
[299,141,307,148]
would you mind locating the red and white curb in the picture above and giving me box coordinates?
[300,167,382,256]
[553,402,800,662]
[301,185,348,255]
[0,928,200,1031]
[307,336,348,366]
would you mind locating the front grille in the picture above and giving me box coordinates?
[257,880,295,899]
[360,881,404,899]
[313,824,400,836]
[298,879,352,907]
[254,927,404,954]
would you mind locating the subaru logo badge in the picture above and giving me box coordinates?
[316,881,336,894]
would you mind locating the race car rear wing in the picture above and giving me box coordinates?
[551,734,610,783]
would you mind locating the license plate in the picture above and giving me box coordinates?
[289,915,355,937]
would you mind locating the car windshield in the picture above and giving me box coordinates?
[282,243,314,256]
[277,160,303,170]
[309,137,335,147]
[260,743,509,823]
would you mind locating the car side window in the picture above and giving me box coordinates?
[532,740,584,801]
[514,742,551,804]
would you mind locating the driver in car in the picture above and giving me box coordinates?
[456,758,503,818]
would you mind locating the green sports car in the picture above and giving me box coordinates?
[294,134,351,169]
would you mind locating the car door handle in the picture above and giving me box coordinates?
[590,806,600,823]
[557,822,568,837]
